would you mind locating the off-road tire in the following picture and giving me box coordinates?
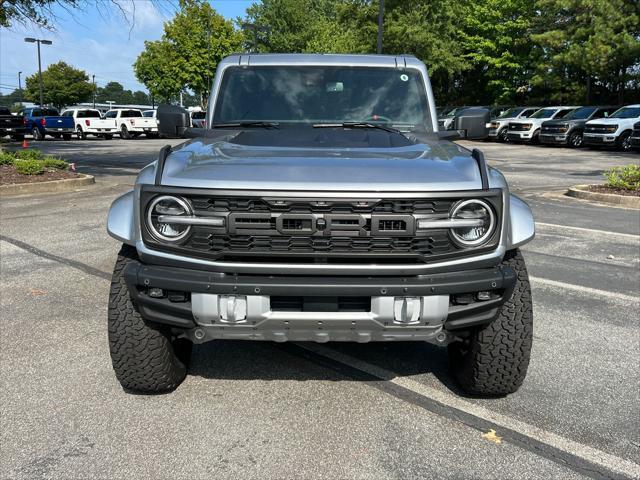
[108,244,189,393]
[448,249,533,396]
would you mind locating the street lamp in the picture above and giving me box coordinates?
[24,37,53,107]
[92,74,96,109]
[18,71,22,104]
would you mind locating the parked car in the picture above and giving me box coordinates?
[142,110,160,138]
[488,107,541,142]
[0,107,27,141]
[103,108,158,139]
[630,121,640,151]
[438,106,469,130]
[583,105,640,151]
[19,106,75,140]
[106,53,536,396]
[190,110,206,128]
[507,106,578,144]
[61,108,116,140]
[539,106,620,148]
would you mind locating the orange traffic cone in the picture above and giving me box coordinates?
[21,138,29,149]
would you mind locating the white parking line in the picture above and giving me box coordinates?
[300,343,640,480]
[536,222,639,240]
[530,276,639,303]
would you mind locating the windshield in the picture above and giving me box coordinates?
[561,107,596,120]
[497,107,523,119]
[213,66,432,130]
[610,107,640,119]
[530,109,557,119]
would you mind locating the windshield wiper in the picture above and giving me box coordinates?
[312,122,407,134]
[211,121,280,129]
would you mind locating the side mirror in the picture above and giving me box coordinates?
[157,104,191,138]
[454,107,491,140]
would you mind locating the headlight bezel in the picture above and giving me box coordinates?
[146,194,193,243]
[448,198,497,248]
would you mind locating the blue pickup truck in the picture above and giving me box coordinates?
[18,106,75,140]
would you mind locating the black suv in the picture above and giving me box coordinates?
[539,106,619,148]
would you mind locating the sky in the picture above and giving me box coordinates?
[0,0,254,95]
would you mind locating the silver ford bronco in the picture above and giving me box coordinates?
[107,54,535,395]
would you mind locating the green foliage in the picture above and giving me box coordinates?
[24,61,94,109]
[604,165,640,191]
[134,0,244,106]
[14,149,44,161]
[41,158,68,170]
[0,0,79,28]
[14,159,44,175]
[0,152,15,166]
[95,82,150,105]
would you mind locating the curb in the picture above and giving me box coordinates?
[566,185,640,208]
[0,174,95,196]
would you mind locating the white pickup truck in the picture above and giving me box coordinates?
[61,108,116,139]
[583,105,640,151]
[103,108,158,139]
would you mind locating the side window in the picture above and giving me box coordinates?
[521,109,535,118]
[104,111,117,119]
[554,109,572,119]
[62,111,74,117]
[32,109,42,117]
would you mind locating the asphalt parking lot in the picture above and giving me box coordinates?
[1,137,639,479]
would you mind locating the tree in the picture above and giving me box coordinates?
[531,0,640,104]
[23,61,94,108]
[134,0,244,107]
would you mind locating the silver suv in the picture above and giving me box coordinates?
[107,54,535,396]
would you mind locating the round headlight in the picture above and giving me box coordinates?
[146,195,192,242]
[450,199,495,247]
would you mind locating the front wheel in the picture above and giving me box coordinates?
[568,131,583,148]
[619,132,632,152]
[530,130,540,145]
[448,249,533,396]
[498,128,509,143]
[108,245,190,393]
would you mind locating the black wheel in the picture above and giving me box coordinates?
[530,130,540,145]
[103,134,113,140]
[31,127,43,141]
[62,133,72,141]
[448,249,533,396]
[120,124,131,139]
[76,126,86,140]
[498,128,508,142]
[11,134,25,141]
[619,132,632,152]
[108,245,190,393]
[568,131,583,148]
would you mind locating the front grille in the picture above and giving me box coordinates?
[541,125,567,134]
[271,296,371,312]
[509,123,531,131]
[141,189,502,264]
[584,124,615,134]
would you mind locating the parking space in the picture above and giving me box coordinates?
[1,139,639,479]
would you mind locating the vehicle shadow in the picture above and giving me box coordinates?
[188,339,467,396]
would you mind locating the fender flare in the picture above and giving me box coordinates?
[107,190,135,245]
[508,194,535,249]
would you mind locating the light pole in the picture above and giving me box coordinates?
[18,71,22,104]
[24,37,52,107]
[377,0,384,54]
[92,74,96,109]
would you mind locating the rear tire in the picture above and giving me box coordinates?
[448,249,533,396]
[31,127,43,141]
[76,126,86,140]
[120,124,131,139]
[108,245,190,393]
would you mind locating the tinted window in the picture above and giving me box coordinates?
[191,111,206,119]
[121,110,142,118]
[42,108,59,116]
[0,108,11,115]
[104,111,117,118]
[610,107,640,119]
[61,110,73,117]
[530,109,557,119]
[562,107,596,120]
[78,110,101,118]
[553,109,575,119]
[214,66,432,129]
[521,109,538,118]
[143,111,155,117]
[497,107,523,119]
[32,109,42,116]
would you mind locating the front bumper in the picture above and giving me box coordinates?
[506,131,533,142]
[124,259,517,343]
[539,133,568,145]
[583,134,618,145]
